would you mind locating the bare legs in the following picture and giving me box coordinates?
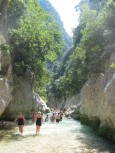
[36,125,40,135]
[18,125,24,134]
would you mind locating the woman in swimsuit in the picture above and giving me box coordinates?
[55,113,60,123]
[14,112,26,134]
[34,112,43,135]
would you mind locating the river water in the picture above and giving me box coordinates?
[0,118,115,153]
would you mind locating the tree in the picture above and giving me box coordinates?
[8,0,63,98]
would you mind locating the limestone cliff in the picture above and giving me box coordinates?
[0,0,13,116]
[0,0,46,120]
[0,0,8,36]
[48,94,80,113]
[80,52,115,140]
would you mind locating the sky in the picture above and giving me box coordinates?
[48,0,81,36]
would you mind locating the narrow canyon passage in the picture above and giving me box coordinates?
[0,118,115,153]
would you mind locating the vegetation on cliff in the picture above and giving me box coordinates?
[38,0,72,77]
[0,0,114,103]
[48,0,115,100]
[38,0,72,48]
[7,0,63,98]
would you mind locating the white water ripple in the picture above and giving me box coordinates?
[0,118,115,153]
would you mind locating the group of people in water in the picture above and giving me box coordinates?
[45,111,63,123]
[14,108,64,135]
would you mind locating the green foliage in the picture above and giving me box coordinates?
[38,0,72,48]
[0,37,11,75]
[0,37,10,54]
[48,76,67,100]
[0,43,10,54]
[110,63,115,69]
[8,0,63,98]
[79,4,97,25]
[48,0,115,101]
[8,0,26,29]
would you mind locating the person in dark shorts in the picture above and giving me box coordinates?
[35,112,43,135]
[14,112,26,134]
[55,113,60,123]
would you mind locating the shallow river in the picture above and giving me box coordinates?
[0,118,115,153]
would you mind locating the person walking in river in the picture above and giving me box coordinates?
[14,112,26,134]
[35,111,43,135]
[50,113,56,122]
[55,113,60,123]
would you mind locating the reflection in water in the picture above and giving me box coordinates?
[0,118,115,153]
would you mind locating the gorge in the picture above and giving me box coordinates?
[0,0,115,145]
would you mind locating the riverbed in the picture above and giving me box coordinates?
[0,118,115,153]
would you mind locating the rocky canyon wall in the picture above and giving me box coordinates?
[80,52,115,141]
[0,0,8,36]
[0,0,46,120]
[0,0,13,117]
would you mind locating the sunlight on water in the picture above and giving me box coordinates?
[0,118,115,153]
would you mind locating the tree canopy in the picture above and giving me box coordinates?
[8,0,63,99]
[47,0,115,100]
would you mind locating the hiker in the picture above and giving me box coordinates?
[34,112,43,135]
[14,112,26,134]
[55,113,60,123]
